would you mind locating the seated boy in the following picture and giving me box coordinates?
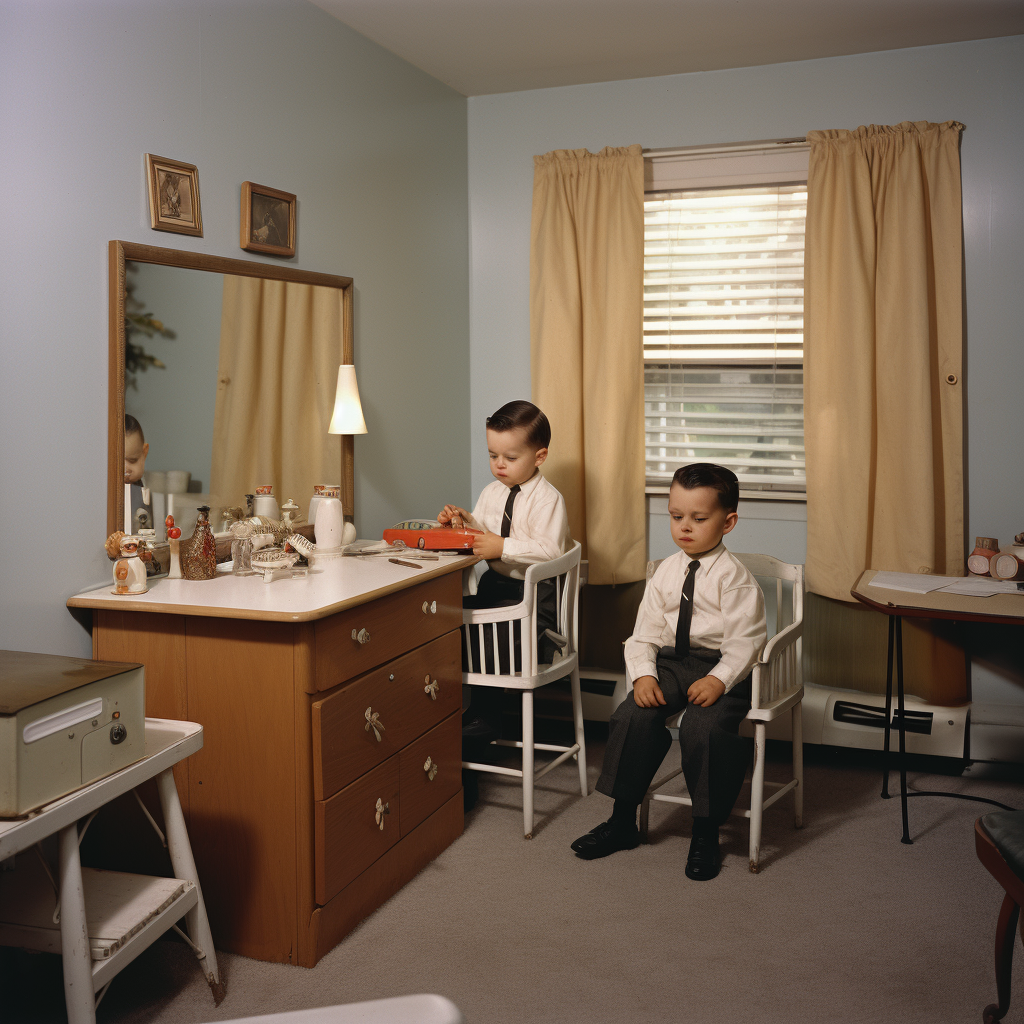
[571,463,766,881]
[438,400,571,744]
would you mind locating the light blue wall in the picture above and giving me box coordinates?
[466,35,1024,710]
[467,36,1024,537]
[0,0,469,657]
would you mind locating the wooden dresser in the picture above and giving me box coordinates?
[68,555,474,966]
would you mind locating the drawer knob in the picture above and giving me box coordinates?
[375,797,390,830]
[421,600,437,615]
[424,675,439,700]
[364,707,385,742]
[423,757,439,781]
[351,627,371,644]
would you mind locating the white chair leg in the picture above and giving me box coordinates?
[792,701,804,828]
[59,822,96,1024]
[156,769,224,1002]
[570,666,588,796]
[522,690,535,839]
[748,722,766,873]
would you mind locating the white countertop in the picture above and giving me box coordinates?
[68,552,477,623]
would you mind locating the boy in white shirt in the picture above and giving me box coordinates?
[438,401,571,745]
[571,463,766,880]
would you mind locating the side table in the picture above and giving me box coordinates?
[851,570,1024,844]
[0,718,223,1023]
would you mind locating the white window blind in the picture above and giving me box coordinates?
[644,144,808,497]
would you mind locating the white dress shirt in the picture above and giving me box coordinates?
[464,472,571,579]
[624,543,767,692]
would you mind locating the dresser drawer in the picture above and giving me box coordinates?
[315,754,401,905]
[312,631,461,801]
[399,712,462,837]
[313,573,462,692]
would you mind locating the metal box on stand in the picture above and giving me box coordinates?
[0,651,145,817]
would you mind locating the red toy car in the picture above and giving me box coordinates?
[383,519,481,551]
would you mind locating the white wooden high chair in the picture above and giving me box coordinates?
[461,540,587,838]
[635,552,805,872]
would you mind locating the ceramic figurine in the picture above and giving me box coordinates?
[180,505,218,580]
[112,535,148,595]
[166,515,182,579]
[280,498,301,530]
[245,493,255,518]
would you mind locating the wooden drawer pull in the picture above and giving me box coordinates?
[374,797,390,830]
[421,600,437,614]
[364,707,385,741]
[424,675,439,700]
[423,757,438,781]
[351,628,371,644]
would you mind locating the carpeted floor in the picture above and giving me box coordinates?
[3,727,1023,1024]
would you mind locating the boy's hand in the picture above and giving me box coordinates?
[438,505,469,529]
[632,675,667,708]
[473,531,504,560]
[687,675,726,707]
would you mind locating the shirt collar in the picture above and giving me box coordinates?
[511,470,543,498]
[691,541,726,572]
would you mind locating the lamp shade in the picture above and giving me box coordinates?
[327,364,368,434]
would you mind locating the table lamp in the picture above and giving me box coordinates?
[327,364,367,539]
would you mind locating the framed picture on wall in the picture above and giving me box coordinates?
[240,181,296,258]
[145,154,203,236]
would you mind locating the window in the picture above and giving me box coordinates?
[643,143,808,498]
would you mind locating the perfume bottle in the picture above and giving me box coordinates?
[230,521,254,576]
[181,505,217,580]
[166,515,182,579]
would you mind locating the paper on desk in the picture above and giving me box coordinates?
[938,577,1024,597]
[867,571,961,594]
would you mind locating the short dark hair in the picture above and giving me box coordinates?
[672,463,739,513]
[486,401,550,450]
[125,414,145,443]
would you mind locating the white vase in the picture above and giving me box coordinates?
[315,496,343,550]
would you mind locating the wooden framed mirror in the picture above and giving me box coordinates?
[108,240,354,538]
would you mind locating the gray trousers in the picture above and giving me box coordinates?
[596,647,752,825]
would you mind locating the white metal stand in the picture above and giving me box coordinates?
[0,719,222,1023]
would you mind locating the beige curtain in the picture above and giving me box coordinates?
[804,121,965,601]
[530,145,646,585]
[210,277,342,513]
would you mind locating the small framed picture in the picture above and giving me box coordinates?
[145,154,203,236]
[240,181,296,258]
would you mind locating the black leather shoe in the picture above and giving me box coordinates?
[685,828,720,880]
[462,714,500,742]
[571,820,641,860]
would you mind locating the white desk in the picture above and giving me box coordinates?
[0,718,222,1023]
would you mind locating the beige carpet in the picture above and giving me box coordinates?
[3,731,1022,1024]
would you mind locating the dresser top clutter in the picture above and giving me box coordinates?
[68,552,478,621]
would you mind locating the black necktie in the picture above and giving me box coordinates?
[501,484,521,538]
[674,560,702,657]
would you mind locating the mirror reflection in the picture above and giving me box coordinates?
[113,249,352,543]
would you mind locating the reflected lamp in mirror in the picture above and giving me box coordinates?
[326,365,366,542]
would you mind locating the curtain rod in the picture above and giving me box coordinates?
[644,138,808,159]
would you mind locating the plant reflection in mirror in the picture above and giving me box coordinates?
[124,260,176,389]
